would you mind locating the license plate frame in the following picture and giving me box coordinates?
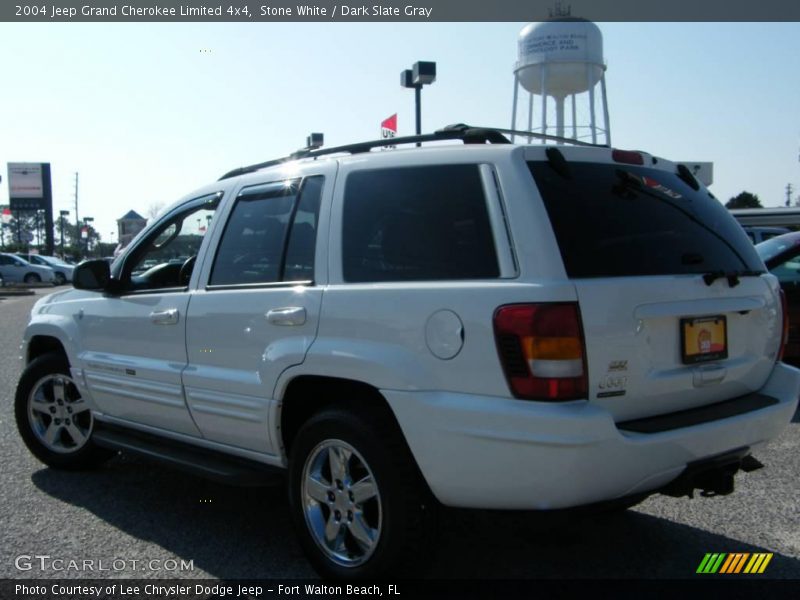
[680,315,728,364]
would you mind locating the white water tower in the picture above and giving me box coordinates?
[511,13,611,144]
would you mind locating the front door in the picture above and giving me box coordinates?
[78,192,221,436]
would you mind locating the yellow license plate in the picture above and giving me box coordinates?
[680,316,727,364]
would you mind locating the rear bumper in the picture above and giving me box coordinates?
[384,362,800,509]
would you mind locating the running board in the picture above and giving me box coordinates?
[93,424,284,487]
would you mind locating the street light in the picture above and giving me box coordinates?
[59,210,70,258]
[401,61,436,145]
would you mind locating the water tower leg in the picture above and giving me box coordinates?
[555,97,565,142]
[527,93,534,144]
[601,75,611,146]
[511,74,519,143]
[571,94,577,140]
[540,64,548,144]
[588,67,597,145]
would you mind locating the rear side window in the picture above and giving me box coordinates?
[527,161,764,278]
[342,165,499,282]
[210,176,322,286]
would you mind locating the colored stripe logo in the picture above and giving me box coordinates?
[696,553,773,574]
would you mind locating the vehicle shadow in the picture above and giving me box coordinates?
[30,455,800,579]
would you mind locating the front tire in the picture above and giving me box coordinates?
[15,353,113,470]
[54,272,67,285]
[288,408,434,579]
[24,273,41,284]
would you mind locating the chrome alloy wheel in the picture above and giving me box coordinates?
[301,439,382,567]
[27,374,93,454]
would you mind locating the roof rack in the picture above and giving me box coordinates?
[218,123,605,181]
[477,126,609,148]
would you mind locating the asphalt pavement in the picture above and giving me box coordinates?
[1,289,798,580]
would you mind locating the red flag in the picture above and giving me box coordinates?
[381,113,397,133]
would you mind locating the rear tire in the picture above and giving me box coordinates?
[15,352,114,470]
[288,408,435,579]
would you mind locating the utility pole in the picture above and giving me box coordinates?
[787,183,794,207]
[73,173,80,256]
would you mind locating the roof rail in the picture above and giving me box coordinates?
[476,125,609,148]
[218,123,602,181]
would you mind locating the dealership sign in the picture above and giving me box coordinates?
[381,114,397,149]
[7,163,47,210]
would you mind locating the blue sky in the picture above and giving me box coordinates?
[1,21,799,242]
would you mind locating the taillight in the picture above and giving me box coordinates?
[493,303,588,401]
[778,289,789,362]
[612,149,644,165]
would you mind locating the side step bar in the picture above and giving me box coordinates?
[93,424,284,487]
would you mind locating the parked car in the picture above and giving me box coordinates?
[14,126,800,579]
[756,231,800,364]
[0,253,55,285]
[743,226,791,244]
[16,254,75,285]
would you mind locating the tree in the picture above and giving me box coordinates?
[725,191,762,209]
[0,210,37,252]
[146,202,165,220]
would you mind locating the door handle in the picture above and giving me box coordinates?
[150,308,179,325]
[266,306,306,326]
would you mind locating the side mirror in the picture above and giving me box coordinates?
[73,260,111,291]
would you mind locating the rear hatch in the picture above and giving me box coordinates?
[527,153,782,422]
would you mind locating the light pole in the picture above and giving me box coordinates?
[59,210,70,258]
[401,61,436,145]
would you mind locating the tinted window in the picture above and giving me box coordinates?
[210,176,323,286]
[527,161,764,278]
[342,165,499,282]
[284,176,323,282]
[210,181,298,286]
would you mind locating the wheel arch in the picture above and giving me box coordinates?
[24,323,78,369]
[278,375,406,458]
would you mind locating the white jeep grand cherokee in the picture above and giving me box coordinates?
[15,126,800,579]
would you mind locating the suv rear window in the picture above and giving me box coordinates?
[342,165,499,282]
[528,161,764,278]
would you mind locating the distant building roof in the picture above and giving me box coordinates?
[119,210,145,221]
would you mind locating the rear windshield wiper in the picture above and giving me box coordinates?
[702,270,764,287]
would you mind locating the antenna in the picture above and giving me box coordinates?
[548,2,571,18]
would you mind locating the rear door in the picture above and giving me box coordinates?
[183,164,334,454]
[526,155,781,422]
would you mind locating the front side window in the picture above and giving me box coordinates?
[342,165,499,282]
[123,192,220,291]
[209,176,323,287]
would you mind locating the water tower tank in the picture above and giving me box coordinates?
[510,16,611,145]
[516,19,604,98]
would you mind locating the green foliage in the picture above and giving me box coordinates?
[725,191,762,209]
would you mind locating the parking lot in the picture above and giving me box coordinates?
[1,288,799,580]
